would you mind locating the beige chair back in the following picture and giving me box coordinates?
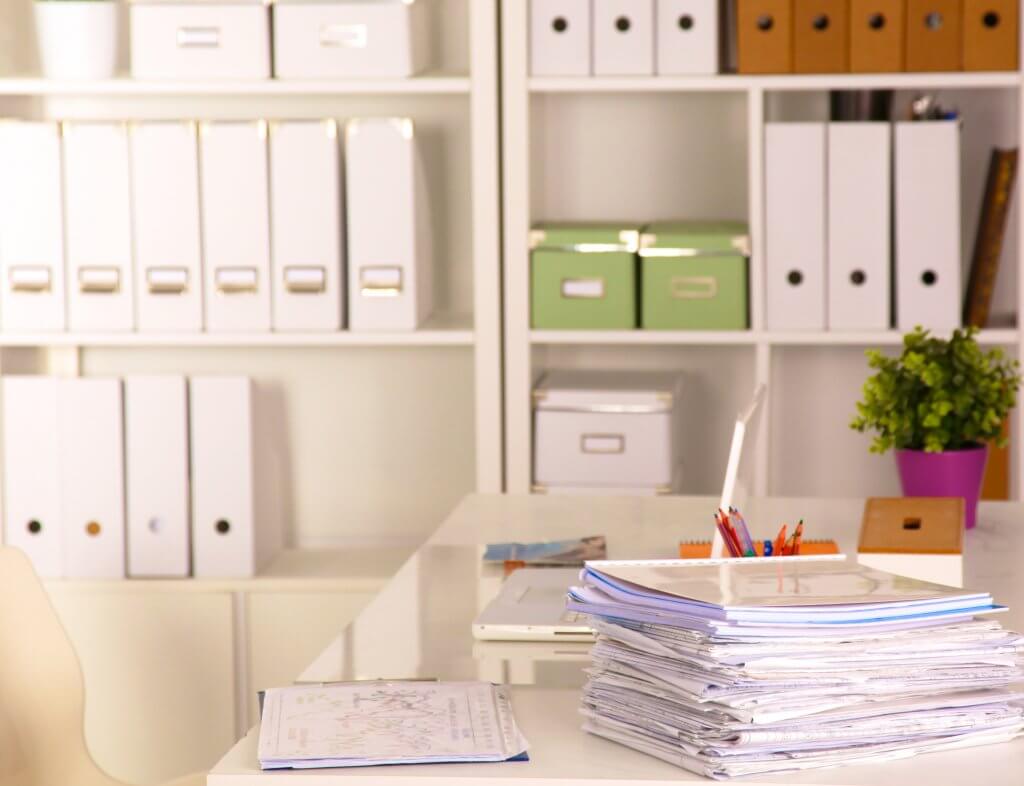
[0,546,120,786]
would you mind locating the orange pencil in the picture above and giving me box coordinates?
[792,520,804,556]
[773,524,787,557]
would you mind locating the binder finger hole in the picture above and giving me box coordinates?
[615,16,631,33]
[215,519,231,535]
[924,12,944,30]
[756,14,774,31]
[868,13,886,30]
[812,14,830,31]
[678,14,694,31]
[551,16,568,33]
[921,270,938,286]
[850,270,867,286]
[148,517,164,534]
[86,521,102,537]
[787,270,804,286]
[983,11,1001,28]
[27,520,42,535]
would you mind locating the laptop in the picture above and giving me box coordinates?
[472,568,593,642]
[471,384,768,641]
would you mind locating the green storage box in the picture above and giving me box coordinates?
[639,221,750,331]
[531,223,641,330]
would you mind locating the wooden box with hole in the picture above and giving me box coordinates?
[857,497,965,588]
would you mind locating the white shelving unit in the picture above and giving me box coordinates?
[501,2,1024,502]
[0,0,502,550]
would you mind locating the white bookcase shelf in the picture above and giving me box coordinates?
[0,72,471,96]
[503,2,1024,501]
[529,72,1021,94]
[530,329,1021,347]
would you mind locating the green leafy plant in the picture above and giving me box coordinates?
[851,326,1021,453]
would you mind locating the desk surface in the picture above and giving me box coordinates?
[209,494,1024,785]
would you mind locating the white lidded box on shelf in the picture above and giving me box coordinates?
[129,121,204,332]
[656,0,720,75]
[269,119,344,331]
[199,120,272,332]
[62,122,135,332]
[273,0,430,78]
[530,0,592,76]
[592,0,655,76]
[533,369,683,492]
[345,117,433,331]
[130,0,271,80]
[0,122,67,333]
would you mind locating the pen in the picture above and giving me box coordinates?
[773,524,787,557]
[717,510,744,557]
[729,509,757,557]
[792,520,804,556]
[716,517,739,557]
[763,539,773,557]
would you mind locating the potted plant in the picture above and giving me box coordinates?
[34,0,119,80]
[851,326,1021,529]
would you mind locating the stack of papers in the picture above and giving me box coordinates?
[258,681,529,770]
[568,559,1024,779]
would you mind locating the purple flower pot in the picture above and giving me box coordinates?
[895,445,989,529]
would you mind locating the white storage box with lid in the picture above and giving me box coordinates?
[273,0,430,79]
[530,0,592,77]
[130,0,271,80]
[533,369,683,492]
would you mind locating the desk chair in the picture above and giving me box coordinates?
[0,547,205,786]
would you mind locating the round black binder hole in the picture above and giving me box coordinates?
[215,519,231,535]
[552,16,569,33]
[148,517,164,534]
[678,14,694,31]
[27,520,42,535]
[787,270,804,286]
[925,12,944,30]
[868,13,886,30]
[922,270,938,286]
[983,11,1001,28]
[850,270,867,286]
[615,16,631,33]
[813,14,830,31]
[757,14,775,31]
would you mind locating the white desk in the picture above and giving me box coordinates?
[209,494,1024,784]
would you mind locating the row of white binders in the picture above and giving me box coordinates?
[0,117,431,334]
[1,375,281,580]
[532,0,721,76]
[766,120,960,332]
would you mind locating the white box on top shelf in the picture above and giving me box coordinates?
[765,123,827,331]
[129,121,204,333]
[656,0,720,75]
[592,0,655,75]
[269,119,345,331]
[62,122,135,332]
[530,0,592,76]
[130,2,271,80]
[0,122,66,332]
[273,0,430,78]
[345,118,433,331]
[198,121,272,333]
[894,121,962,332]
[533,370,683,493]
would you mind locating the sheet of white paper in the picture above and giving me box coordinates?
[258,681,528,770]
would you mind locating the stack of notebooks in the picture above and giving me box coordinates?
[567,559,1024,779]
